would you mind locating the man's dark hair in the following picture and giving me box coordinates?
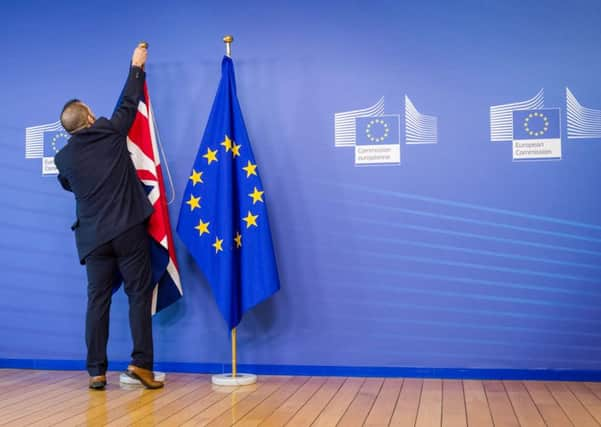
[60,99,89,134]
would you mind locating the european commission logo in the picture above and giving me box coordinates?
[355,116,400,165]
[334,96,437,166]
[490,90,564,161]
[25,121,69,175]
[512,109,561,161]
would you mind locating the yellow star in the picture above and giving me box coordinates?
[242,160,257,178]
[231,143,241,158]
[248,186,264,204]
[185,194,201,211]
[220,135,232,152]
[234,232,242,248]
[194,219,210,236]
[189,169,203,185]
[212,236,224,253]
[242,210,259,228]
[203,147,218,165]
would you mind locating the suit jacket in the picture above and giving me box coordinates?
[55,66,153,264]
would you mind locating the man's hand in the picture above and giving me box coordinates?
[132,44,148,68]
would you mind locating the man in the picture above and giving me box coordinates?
[54,44,163,390]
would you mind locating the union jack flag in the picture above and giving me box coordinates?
[121,81,183,314]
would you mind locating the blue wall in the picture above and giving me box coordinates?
[2,0,601,375]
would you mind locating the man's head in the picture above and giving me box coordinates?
[60,99,96,134]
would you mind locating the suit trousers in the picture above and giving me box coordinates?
[84,223,153,376]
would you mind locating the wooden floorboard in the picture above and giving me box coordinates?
[442,379,467,427]
[234,376,309,427]
[567,382,601,425]
[523,380,574,427]
[336,377,383,427]
[285,376,345,426]
[504,380,546,427]
[364,378,403,426]
[483,380,521,427]
[546,381,600,427]
[204,376,290,426]
[463,379,494,427]
[2,369,601,426]
[245,376,326,427]
[415,379,442,427]
[389,377,423,426]
[312,377,364,427]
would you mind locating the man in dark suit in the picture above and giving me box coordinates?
[54,44,163,390]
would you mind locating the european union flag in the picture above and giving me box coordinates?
[513,109,560,140]
[43,130,69,157]
[177,56,280,330]
[355,115,400,146]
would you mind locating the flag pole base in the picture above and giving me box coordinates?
[211,373,256,386]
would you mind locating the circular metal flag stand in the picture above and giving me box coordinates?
[212,323,257,386]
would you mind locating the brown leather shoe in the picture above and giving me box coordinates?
[126,365,164,389]
[89,375,106,390]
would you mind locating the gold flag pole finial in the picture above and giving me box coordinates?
[223,35,234,57]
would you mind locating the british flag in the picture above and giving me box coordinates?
[123,82,183,314]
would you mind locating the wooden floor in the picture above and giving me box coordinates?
[2,370,601,426]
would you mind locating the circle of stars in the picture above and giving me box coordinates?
[51,132,69,153]
[186,134,269,256]
[365,119,389,143]
[523,112,549,137]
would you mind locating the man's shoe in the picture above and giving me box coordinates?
[126,365,164,389]
[89,375,106,390]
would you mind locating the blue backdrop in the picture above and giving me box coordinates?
[1,0,601,376]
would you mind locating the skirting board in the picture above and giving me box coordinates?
[1,359,601,382]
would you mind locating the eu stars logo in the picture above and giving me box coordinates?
[523,112,549,137]
[365,118,390,143]
[181,132,267,258]
[42,130,69,174]
[49,131,69,154]
[512,108,561,161]
[354,115,400,165]
[25,121,68,175]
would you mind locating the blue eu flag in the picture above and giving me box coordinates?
[513,109,560,140]
[177,56,280,330]
[355,116,400,146]
[43,130,69,157]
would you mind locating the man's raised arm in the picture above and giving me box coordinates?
[110,44,148,136]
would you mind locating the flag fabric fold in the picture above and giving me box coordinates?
[117,79,183,314]
[177,56,280,330]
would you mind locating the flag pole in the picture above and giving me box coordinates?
[232,327,237,377]
[211,34,256,387]
[224,34,238,380]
